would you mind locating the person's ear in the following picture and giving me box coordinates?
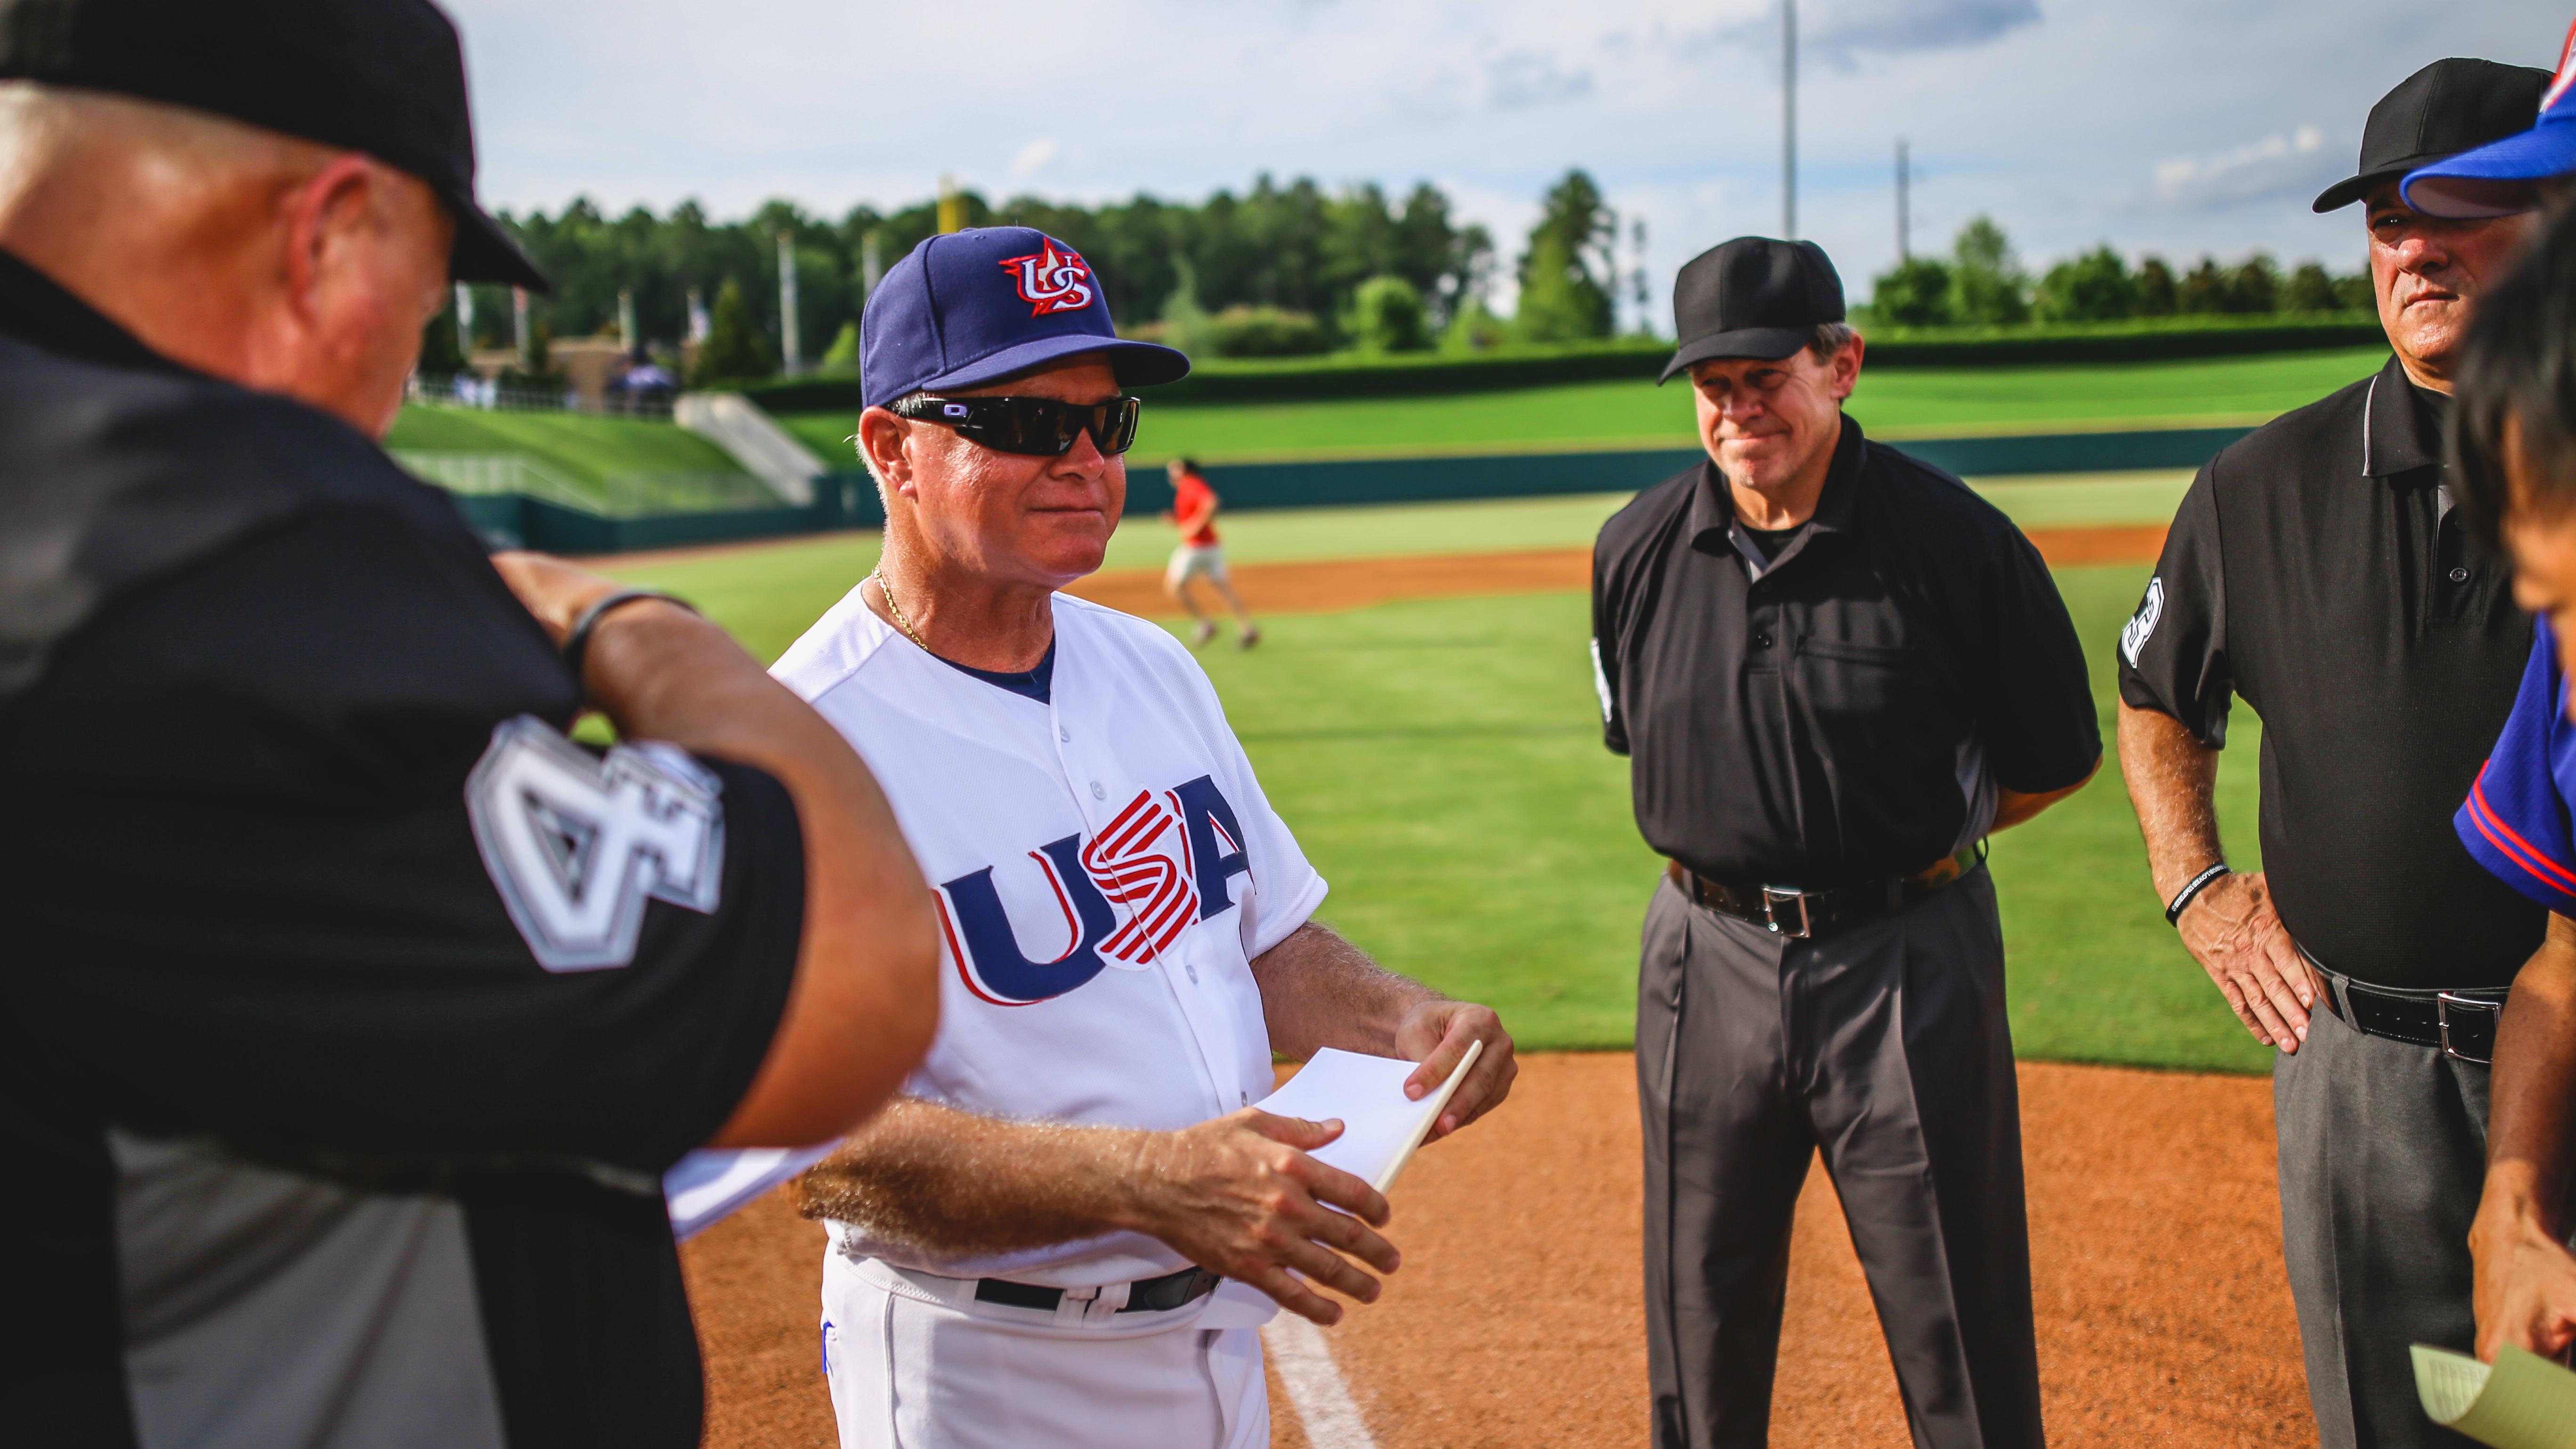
[1828,334,1865,401]
[856,408,918,499]
[279,154,385,329]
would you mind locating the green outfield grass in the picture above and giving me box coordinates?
[387,406,742,486]
[776,347,2383,466]
[607,483,2267,1073]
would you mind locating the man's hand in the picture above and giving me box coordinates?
[1126,1109,1399,1326]
[2472,1168,2576,1362]
[490,550,625,641]
[2179,870,2315,1052]
[1394,999,1517,1139]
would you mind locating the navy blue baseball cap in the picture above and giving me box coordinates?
[2405,20,2576,218]
[860,226,1190,410]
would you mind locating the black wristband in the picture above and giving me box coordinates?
[562,589,695,692]
[2165,863,2231,926]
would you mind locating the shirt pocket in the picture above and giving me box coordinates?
[1792,636,1953,744]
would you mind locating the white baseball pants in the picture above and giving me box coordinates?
[820,1252,1269,1449]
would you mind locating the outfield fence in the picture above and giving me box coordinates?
[415,424,2251,555]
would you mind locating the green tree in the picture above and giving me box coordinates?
[2177,257,2229,314]
[1438,296,1509,354]
[2135,257,2179,316]
[692,278,773,385]
[1158,254,1216,358]
[1513,169,1616,343]
[1346,274,1431,352]
[2334,271,2376,312]
[2226,254,2279,314]
[2283,262,2338,313]
[1869,257,1955,326]
[2034,246,2137,322]
[818,321,861,375]
[1948,216,2027,324]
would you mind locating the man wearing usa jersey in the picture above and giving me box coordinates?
[776,226,1519,1449]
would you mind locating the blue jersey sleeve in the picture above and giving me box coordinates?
[2458,621,2576,914]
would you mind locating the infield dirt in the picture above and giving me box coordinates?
[682,1054,2307,1449]
[1063,524,2161,619]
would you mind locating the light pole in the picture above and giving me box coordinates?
[1896,138,1911,261]
[777,232,802,377]
[1782,0,1797,239]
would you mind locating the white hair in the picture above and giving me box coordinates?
[853,389,931,494]
[1807,321,1858,362]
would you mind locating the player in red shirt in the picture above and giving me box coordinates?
[1165,458,1259,648]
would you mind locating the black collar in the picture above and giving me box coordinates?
[2362,354,2444,479]
[0,246,194,378]
[1687,414,1865,553]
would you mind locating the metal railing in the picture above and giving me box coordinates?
[405,373,676,420]
[392,451,787,517]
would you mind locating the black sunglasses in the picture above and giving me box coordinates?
[890,394,1143,457]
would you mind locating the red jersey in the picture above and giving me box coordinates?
[1170,471,1219,547]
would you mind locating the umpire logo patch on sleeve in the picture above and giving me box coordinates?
[2119,576,2165,669]
[467,716,725,972]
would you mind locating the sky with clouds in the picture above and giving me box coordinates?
[442,0,2571,328]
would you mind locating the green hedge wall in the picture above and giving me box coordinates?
[740,315,2384,412]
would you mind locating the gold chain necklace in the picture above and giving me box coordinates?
[871,567,933,653]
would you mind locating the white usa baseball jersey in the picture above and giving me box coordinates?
[771,586,1328,1288]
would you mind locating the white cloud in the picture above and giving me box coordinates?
[1488,51,1594,110]
[2144,125,2339,212]
[438,0,2571,310]
[1010,139,1059,178]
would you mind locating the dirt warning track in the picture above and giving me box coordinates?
[682,1053,2308,1449]
[1067,525,2163,618]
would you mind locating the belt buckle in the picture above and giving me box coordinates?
[1760,886,1812,940]
[2436,991,2504,1065]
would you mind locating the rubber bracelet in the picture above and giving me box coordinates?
[2165,863,2231,926]
[562,588,695,692]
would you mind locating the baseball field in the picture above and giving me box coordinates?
[773,346,2389,466]
[593,467,2320,1448]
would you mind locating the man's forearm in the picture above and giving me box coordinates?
[1992,758,2101,833]
[2117,700,2226,897]
[1251,920,1439,1062]
[795,1096,1151,1256]
[2487,921,2576,1231]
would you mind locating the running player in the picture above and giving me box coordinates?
[1165,457,1259,648]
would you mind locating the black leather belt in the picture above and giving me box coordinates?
[1666,843,1982,941]
[973,1264,1222,1315]
[2305,953,2508,1064]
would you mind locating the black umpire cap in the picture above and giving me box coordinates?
[2311,57,2553,213]
[1659,236,1844,383]
[0,0,547,289]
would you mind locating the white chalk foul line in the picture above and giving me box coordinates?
[1263,1315,1379,1449]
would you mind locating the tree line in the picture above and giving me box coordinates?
[418,169,1647,385]
[1868,216,2371,328]
[417,177,2376,388]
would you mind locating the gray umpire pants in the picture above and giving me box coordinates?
[2273,1003,2489,1449]
[1638,866,2044,1449]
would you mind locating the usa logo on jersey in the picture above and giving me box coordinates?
[934,774,1252,1005]
[998,239,1096,316]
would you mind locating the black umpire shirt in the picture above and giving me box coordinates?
[1592,417,2101,886]
[0,249,811,1448]
[2117,355,2542,990]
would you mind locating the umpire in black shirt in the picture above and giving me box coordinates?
[0,2,938,1444]
[1593,237,2100,1449]
[2116,58,2548,1449]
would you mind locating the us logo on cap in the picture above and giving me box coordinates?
[1000,240,1096,316]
